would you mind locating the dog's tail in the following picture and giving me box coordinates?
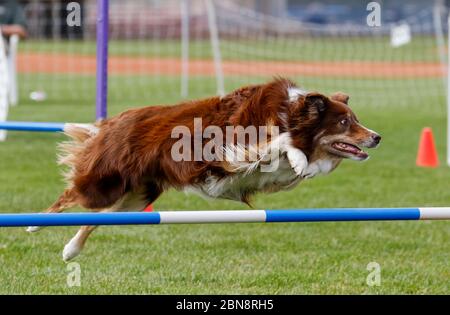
[57,123,100,187]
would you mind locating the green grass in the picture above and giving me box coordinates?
[18,72,444,111]
[20,36,440,62]
[0,74,449,294]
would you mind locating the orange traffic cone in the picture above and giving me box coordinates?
[143,204,153,212]
[416,127,439,167]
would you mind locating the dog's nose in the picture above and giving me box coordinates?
[372,133,381,144]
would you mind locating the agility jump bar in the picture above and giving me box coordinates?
[0,208,449,227]
[0,121,66,132]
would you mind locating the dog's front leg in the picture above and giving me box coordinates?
[286,147,308,177]
[272,133,308,177]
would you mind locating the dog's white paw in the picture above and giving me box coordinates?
[62,239,82,262]
[301,164,317,179]
[26,226,42,233]
[287,149,308,177]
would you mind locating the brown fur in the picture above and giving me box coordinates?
[56,78,376,209]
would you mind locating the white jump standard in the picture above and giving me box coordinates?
[0,208,449,227]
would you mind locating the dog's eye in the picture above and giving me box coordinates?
[340,118,348,125]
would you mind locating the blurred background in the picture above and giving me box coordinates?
[4,0,448,109]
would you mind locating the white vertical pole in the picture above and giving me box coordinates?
[447,13,450,166]
[0,27,10,141]
[51,1,61,40]
[180,0,190,98]
[433,2,446,86]
[434,3,450,165]
[205,0,225,96]
[8,35,19,106]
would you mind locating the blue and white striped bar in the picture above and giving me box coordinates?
[0,121,66,132]
[0,208,449,227]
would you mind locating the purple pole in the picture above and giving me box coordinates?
[96,0,109,120]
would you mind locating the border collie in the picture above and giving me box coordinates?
[27,78,380,261]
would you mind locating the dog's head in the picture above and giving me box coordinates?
[292,92,380,161]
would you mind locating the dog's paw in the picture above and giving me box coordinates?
[287,149,308,177]
[62,239,82,262]
[293,164,307,177]
[26,226,42,233]
[301,167,319,179]
[302,172,315,179]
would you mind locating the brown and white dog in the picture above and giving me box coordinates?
[27,78,380,261]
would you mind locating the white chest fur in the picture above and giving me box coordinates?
[186,155,300,202]
[303,158,335,178]
[188,156,338,201]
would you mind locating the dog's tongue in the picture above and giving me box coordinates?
[356,151,368,159]
[346,144,368,159]
[341,143,359,154]
[334,142,358,153]
[334,142,368,159]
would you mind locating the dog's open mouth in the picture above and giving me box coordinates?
[331,142,368,160]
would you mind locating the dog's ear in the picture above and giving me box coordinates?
[304,93,328,115]
[331,92,349,105]
[289,93,327,131]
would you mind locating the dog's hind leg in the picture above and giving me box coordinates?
[62,189,155,262]
[62,224,98,262]
[26,189,78,233]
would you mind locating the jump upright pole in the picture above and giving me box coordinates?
[0,208,449,227]
[96,0,109,120]
[0,1,109,132]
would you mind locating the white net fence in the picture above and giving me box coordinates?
[214,1,446,108]
[14,0,448,109]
